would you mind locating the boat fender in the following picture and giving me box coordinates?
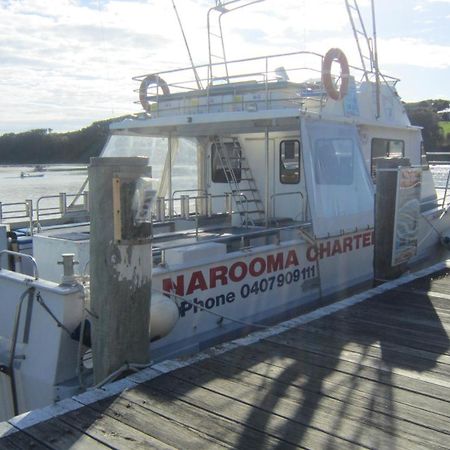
[441,230,450,250]
[139,74,170,113]
[150,291,179,342]
[322,48,350,101]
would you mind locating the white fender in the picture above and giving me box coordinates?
[150,291,179,341]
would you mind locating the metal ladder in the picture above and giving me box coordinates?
[345,0,381,117]
[345,0,374,81]
[212,136,265,226]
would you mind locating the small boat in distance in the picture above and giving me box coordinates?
[20,171,45,178]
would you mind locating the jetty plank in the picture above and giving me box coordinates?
[4,417,110,450]
[2,268,450,449]
[86,395,230,449]
[0,431,49,450]
[58,404,174,449]
[121,383,298,449]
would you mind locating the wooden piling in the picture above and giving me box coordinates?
[89,157,152,384]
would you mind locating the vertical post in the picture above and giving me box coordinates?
[89,157,153,384]
[26,199,33,235]
[59,193,67,215]
[265,127,270,226]
[371,0,381,119]
[168,135,173,218]
[374,158,410,280]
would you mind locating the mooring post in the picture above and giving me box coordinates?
[89,157,153,384]
[374,157,411,280]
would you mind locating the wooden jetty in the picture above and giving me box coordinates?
[1,262,450,449]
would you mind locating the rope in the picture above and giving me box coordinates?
[36,292,73,336]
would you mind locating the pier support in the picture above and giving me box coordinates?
[374,158,411,279]
[89,157,153,384]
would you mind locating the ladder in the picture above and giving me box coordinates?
[345,0,374,81]
[212,136,265,226]
[345,0,381,117]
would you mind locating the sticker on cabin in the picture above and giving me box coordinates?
[392,167,422,266]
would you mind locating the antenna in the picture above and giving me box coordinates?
[171,0,203,90]
[207,0,265,84]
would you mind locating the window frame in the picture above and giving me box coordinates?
[211,142,242,183]
[279,139,301,185]
[371,138,405,178]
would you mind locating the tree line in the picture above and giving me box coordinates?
[0,101,448,164]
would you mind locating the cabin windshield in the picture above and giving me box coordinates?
[302,119,374,237]
[101,135,198,195]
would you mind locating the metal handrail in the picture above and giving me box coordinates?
[0,200,32,223]
[36,192,89,225]
[7,287,35,416]
[157,221,312,265]
[441,169,450,208]
[271,191,304,220]
[0,250,39,279]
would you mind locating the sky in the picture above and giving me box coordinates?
[0,0,449,135]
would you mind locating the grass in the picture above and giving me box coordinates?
[439,121,450,144]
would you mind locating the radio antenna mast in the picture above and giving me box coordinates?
[207,0,265,84]
[171,0,203,89]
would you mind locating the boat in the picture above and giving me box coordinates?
[1,0,450,421]
[20,171,45,178]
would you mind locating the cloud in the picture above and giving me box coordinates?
[0,0,449,134]
[378,38,450,69]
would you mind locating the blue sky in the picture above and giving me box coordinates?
[0,0,449,134]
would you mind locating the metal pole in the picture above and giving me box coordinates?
[168,136,173,218]
[371,0,381,119]
[89,157,152,384]
[171,0,202,89]
[265,127,270,226]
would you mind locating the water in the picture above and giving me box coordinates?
[0,163,197,220]
[0,165,88,205]
[0,164,447,216]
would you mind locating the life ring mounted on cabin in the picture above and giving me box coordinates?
[322,48,350,101]
[139,74,170,113]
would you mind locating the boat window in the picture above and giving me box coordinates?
[211,142,241,183]
[314,138,354,185]
[280,140,300,184]
[371,138,405,178]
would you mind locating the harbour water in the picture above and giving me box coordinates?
[0,163,196,207]
[0,163,447,212]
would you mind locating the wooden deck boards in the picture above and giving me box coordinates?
[2,268,450,449]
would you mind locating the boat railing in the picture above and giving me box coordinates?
[0,200,33,226]
[35,192,89,229]
[270,191,305,222]
[157,221,313,267]
[0,192,89,233]
[0,250,39,279]
[155,193,232,222]
[134,50,399,118]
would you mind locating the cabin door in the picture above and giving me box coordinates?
[300,117,375,294]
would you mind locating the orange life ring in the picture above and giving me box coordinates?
[139,74,170,113]
[322,48,350,101]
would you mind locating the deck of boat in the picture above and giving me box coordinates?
[1,263,450,449]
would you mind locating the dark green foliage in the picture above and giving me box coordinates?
[406,107,442,152]
[0,117,128,164]
[405,100,449,152]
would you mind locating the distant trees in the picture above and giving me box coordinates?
[405,107,442,152]
[0,118,125,164]
[1,99,449,164]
